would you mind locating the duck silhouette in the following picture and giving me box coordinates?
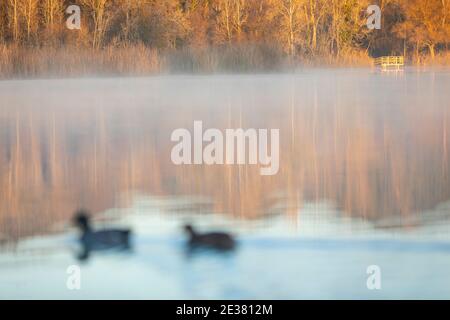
[184,224,236,251]
[73,210,132,260]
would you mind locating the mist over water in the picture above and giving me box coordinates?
[1,69,450,298]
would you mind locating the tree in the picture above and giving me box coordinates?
[136,0,189,49]
[114,0,146,43]
[276,0,307,57]
[396,0,450,59]
[232,0,248,42]
[7,0,19,42]
[213,0,233,44]
[305,0,327,53]
[80,0,113,48]
[43,0,63,30]
[0,0,448,65]
[19,0,39,43]
[330,0,369,57]
[0,1,7,41]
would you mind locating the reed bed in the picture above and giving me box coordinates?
[2,43,450,79]
[0,44,164,79]
[0,44,382,78]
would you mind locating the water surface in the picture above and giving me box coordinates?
[1,69,450,298]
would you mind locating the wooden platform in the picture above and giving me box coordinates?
[374,56,404,71]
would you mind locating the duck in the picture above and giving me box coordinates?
[184,224,236,251]
[73,210,132,259]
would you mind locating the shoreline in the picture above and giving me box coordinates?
[1,66,450,82]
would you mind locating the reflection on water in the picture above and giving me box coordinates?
[1,69,450,298]
[2,196,450,299]
[1,70,450,239]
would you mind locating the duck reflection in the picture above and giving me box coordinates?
[73,210,132,261]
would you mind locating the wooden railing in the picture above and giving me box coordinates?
[374,56,404,71]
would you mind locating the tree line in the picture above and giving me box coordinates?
[0,0,449,72]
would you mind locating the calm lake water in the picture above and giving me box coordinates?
[1,69,450,299]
